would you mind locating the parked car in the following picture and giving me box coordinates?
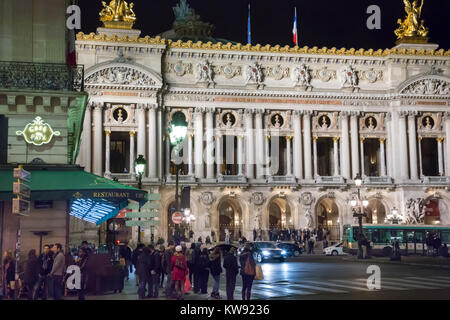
[239,241,288,263]
[276,242,303,257]
[323,242,346,256]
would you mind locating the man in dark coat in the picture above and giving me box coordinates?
[150,245,162,298]
[223,247,239,300]
[132,244,144,286]
[33,245,53,300]
[163,241,175,298]
[192,244,202,293]
[136,247,152,299]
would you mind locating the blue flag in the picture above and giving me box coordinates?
[247,3,251,44]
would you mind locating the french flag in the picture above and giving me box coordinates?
[292,7,298,46]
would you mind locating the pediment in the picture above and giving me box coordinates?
[84,62,163,89]
[398,70,450,96]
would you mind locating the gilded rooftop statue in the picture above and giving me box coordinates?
[100,0,136,29]
[394,0,429,42]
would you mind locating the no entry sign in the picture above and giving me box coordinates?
[172,211,183,224]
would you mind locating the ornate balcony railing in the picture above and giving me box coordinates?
[0,61,84,92]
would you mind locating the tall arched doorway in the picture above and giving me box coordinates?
[365,199,387,224]
[268,197,292,231]
[167,201,188,243]
[316,198,340,240]
[218,198,242,241]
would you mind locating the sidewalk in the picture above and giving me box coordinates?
[343,255,450,268]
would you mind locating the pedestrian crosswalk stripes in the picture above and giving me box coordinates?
[298,279,372,291]
[351,279,409,291]
[287,283,347,293]
[407,276,450,284]
[382,277,450,288]
[425,276,450,281]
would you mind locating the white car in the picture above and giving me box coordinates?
[323,242,346,256]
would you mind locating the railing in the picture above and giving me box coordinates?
[364,176,393,184]
[267,175,296,183]
[422,176,450,184]
[0,61,84,91]
[316,176,345,184]
[217,174,247,183]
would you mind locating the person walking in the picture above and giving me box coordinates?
[223,247,239,300]
[49,243,65,300]
[75,247,89,300]
[33,245,53,300]
[159,245,165,288]
[208,247,222,299]
[192,243,201,293]
[136,247,152,299]
[186,243,195,284]
[132,243,144,286]
[150,245,162,298]
[197,247,210,295]
[171,245,188,300]
[23,249,40,300]
[2,250,15,299]
[163,241,175,298]
[239,244,256,300]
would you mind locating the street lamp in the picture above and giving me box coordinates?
[385,207,403,224]
[135,154,146,243]
[351,173,368,259]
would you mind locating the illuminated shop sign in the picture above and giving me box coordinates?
[16,116,61,146]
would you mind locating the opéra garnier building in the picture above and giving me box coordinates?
[75,0,450,245]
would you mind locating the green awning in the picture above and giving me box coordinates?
[0,166,147,202]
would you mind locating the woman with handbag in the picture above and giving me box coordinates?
[170,245,188,300]
[239,244,256,300]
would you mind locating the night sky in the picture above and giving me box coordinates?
[77,0,450,50]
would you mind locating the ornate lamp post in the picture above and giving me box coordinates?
[135,154,146,243]
[351,173,369,259]
[385,207,403,225]
[169,112,188,240]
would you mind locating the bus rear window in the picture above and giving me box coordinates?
[441,231,450,243]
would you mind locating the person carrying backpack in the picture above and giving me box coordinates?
[239,244,256,300]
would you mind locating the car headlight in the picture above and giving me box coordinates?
[281,250,287,255]
[262,250,270,256]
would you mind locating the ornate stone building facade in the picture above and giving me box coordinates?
[74,6,450,245]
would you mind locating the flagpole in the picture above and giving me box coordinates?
[248,3,251,45]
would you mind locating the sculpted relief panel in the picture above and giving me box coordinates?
[85,66,157,87]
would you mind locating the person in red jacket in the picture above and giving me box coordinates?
[170,245,188,300]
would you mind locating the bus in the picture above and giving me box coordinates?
[343,224,450,257]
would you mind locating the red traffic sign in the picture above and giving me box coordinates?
[172,211,183,224]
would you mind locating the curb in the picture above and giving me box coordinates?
[342,257,450,269]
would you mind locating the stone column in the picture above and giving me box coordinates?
[438,137,444,175]
[105,130,111,177]
[398,111,410,180]
[92,103,103,176]
[286,136,292,176]
[157,107,163,181]
[333,137,340,176]
[380,137,386,176]
[205,108,215,179]
[255,110,265,179]
[418,137,423,177]
[313,136,318,177]
[237,135,244,176]
[350,112,359,178]
[165,134,170,177]
[445,113,450,175]
[340,112,350,179]
[147,105,158,178]
[188,133,194,176]
[80,103,92,172]
[216,134,222,175]
[303,111,313,180]
[129,131,135,177]
[265,135,270,176]
[407,111,418,180]
[292,111,303,180]
[385,113,393,177]
[137,104,146,171]
[194,107,204,179]
[360,137,365,176]
[245,109,255,179]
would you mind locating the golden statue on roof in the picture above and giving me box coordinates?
[100,0,136,29]
[394,0,429,43]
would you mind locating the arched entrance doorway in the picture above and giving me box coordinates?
[316,198,339,240]
[267,197,292,240]
[218,198,242,241]
[167,201,188,243]
[365,199,387,224]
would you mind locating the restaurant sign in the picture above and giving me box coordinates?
[16,116,61,146]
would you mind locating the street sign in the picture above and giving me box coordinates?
[141,202,162,209]
[125,220,160,227]
[13,167,31,182]
[13,182,31,198]
[147,193,161,201]
[126,211,160,219]
[12,198,30,216]
[172,211,183,224]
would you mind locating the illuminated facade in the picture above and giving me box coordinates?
[75,1,450,245]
